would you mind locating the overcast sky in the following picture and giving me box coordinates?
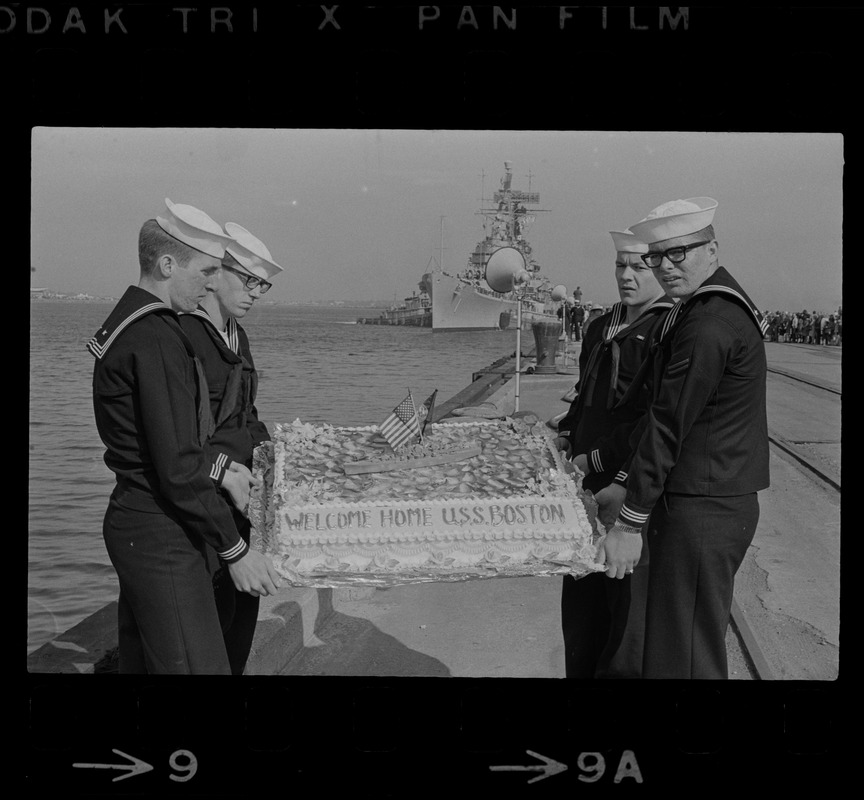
[31,128,843,312]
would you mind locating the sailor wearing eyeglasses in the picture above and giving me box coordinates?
[180,221,285,675]
[593,198,770,679]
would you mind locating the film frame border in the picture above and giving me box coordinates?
[17,2,847,794]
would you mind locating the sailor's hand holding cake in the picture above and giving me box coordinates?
[552,434,591,478]
[552,435,573,460]
[592,481,640,578]
[221,462,263,516]
[209,455,272,607]
[594,526,642,580]
[227,549,282,598]
[551,438,593,485]
[593,481,625,529]
[570,453,589,475]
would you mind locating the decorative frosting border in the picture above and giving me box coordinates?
[273,417,509,435]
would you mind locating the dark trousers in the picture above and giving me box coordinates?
[103,496,231,675]
[213,511,260,676]
[643,493,759,679]
[561,532,649,679]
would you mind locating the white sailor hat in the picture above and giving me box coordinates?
[156,198,233,259]
[629,197,718,245]
[224,222,285,279]
[609,229,648,254]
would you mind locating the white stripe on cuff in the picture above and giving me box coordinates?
[219,539,247,561]
[619,505,649,526]
[209,452,230,480]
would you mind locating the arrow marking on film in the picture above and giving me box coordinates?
[73,749,154,782]
[490,750,568,784]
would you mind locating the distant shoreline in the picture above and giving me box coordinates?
[29,294,390,309]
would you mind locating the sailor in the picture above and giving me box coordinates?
[554,229,673,678]
[87,199,281,674]
[180,221,284,675]
[594,198,769,679]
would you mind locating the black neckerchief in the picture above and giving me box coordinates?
[580,295,673,410]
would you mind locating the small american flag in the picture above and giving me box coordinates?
[379,391,422,451]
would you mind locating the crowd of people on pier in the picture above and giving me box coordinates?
[763,308,842,345]
[561,300,842,346]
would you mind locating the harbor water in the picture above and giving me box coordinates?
[27,300,521,655]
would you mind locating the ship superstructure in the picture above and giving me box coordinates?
[423,162,560,332]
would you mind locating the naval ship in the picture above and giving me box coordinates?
[422,161,561,332]
[356,287,432,327]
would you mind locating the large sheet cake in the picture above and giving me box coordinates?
[249,416,604,588]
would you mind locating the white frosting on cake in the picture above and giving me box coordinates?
[250,417,603,587]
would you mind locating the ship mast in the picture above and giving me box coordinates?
[501,160,513,191]
[438,215,446,271]
[478,169,487,237]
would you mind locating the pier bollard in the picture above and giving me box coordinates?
[531,321,561,374]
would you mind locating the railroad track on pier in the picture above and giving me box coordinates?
[766,365,841,492]
[731,426,839,679]
[767,429,841,493]
[731,360,842,680]
[766,365,841,396]
[730,362,840,679]
[729,599,775,680]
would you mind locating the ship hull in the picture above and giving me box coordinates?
[357,309,431,327]
[427,271,560,332]
[385,312,430,327]
[428,271,514,331]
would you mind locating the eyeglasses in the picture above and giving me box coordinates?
[222,264,272,294]
[640,241,711,269]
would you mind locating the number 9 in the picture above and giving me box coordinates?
[169,749,198,782]
[577,752,606,783]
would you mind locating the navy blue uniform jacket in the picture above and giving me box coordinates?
[87,286,248,563]
[617,267,770,528]
[557,296,673,491]
[179,309,271,470]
